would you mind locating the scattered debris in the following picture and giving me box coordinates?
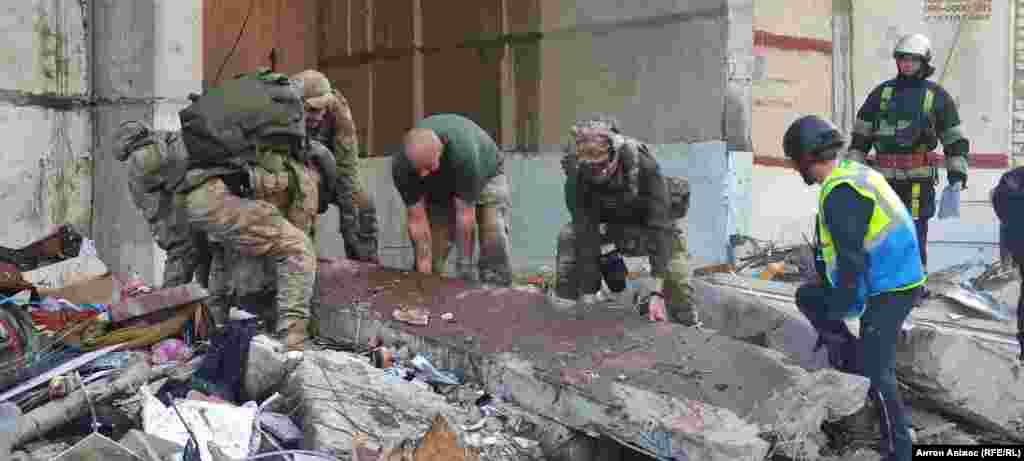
[393,307,430,326]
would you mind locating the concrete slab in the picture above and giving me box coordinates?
[314,258,870,461]
[697,273,1024,442]
[117,429,184,461]
[281,349,543,460]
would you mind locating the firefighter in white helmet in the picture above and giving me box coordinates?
[848,33,969,282]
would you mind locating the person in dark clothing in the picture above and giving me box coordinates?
[556,115,696,326]
[991,167,1024,361]
[785,115,926,461]
[848,33,970,276]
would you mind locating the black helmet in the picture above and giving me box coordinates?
[783,115,845,163]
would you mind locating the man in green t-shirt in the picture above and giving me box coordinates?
[392,113,512,286]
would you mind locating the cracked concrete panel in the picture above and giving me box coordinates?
[751,49,832,160]
[91,103,160,283]
[543,0,728,32]
[0,102,91,247]
[153,0,202,99]
[538,1,729,145]
[754,0,832,41]
[91,0,156,100]
[0,0,90,96]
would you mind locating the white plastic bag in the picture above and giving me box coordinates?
[937,181,962,219]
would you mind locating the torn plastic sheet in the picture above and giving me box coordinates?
[141,386,257,461]
[410,354,463,385]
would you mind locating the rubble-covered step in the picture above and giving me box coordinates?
[312,259,871,461]
[281,349,545,460]
[696,273,1024,443]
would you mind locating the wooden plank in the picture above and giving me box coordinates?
[350,0,373,54]
[273,0,320,75]
[320,0,350,59]
[372,56,416,156]
[373,0,415,50]
[422,48,504,144]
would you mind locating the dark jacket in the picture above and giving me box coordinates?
[569,139,675,296]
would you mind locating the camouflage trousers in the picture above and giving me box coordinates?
[178,164,318,333]
[154,216,210,289]
[555,222,697,325]
[127,179,211,288]
[424,174,512,286]
[337,158,379,261]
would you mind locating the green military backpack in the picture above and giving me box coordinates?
[179,69,306,168]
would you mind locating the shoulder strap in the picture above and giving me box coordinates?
[922,88,934,113]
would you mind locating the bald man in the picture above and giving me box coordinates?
[392,113,512,285]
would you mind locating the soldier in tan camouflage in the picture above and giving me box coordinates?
[292,70,379,263]
[115,70,326,355]
[203,142,325,334]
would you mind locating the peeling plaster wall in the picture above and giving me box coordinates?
[0,1,90,96]
[0,0,93,250]
[91,0,203,284]
[750,0,833,160]
[0,0,202,286]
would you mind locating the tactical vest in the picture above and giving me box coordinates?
[873,84,937,181]
[817,160,926,318]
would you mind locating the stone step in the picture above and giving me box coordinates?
[312,258,870,461]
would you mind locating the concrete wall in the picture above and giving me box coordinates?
[750,0,833,161]
[311,0,757,275]
[91,0,203,284]
[0,1,92,286]
[536,0,753,148]
[850,0,1010,159]
[317,142,753,273]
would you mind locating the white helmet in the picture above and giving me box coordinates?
[893,34,932,63]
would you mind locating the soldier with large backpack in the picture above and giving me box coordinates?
[115,69,339,357]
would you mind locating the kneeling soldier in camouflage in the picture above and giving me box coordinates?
[556,115,696,326]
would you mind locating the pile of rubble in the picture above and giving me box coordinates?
[3,225,1017,461]
[694,265,1024,455]
[0,227,555,461]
